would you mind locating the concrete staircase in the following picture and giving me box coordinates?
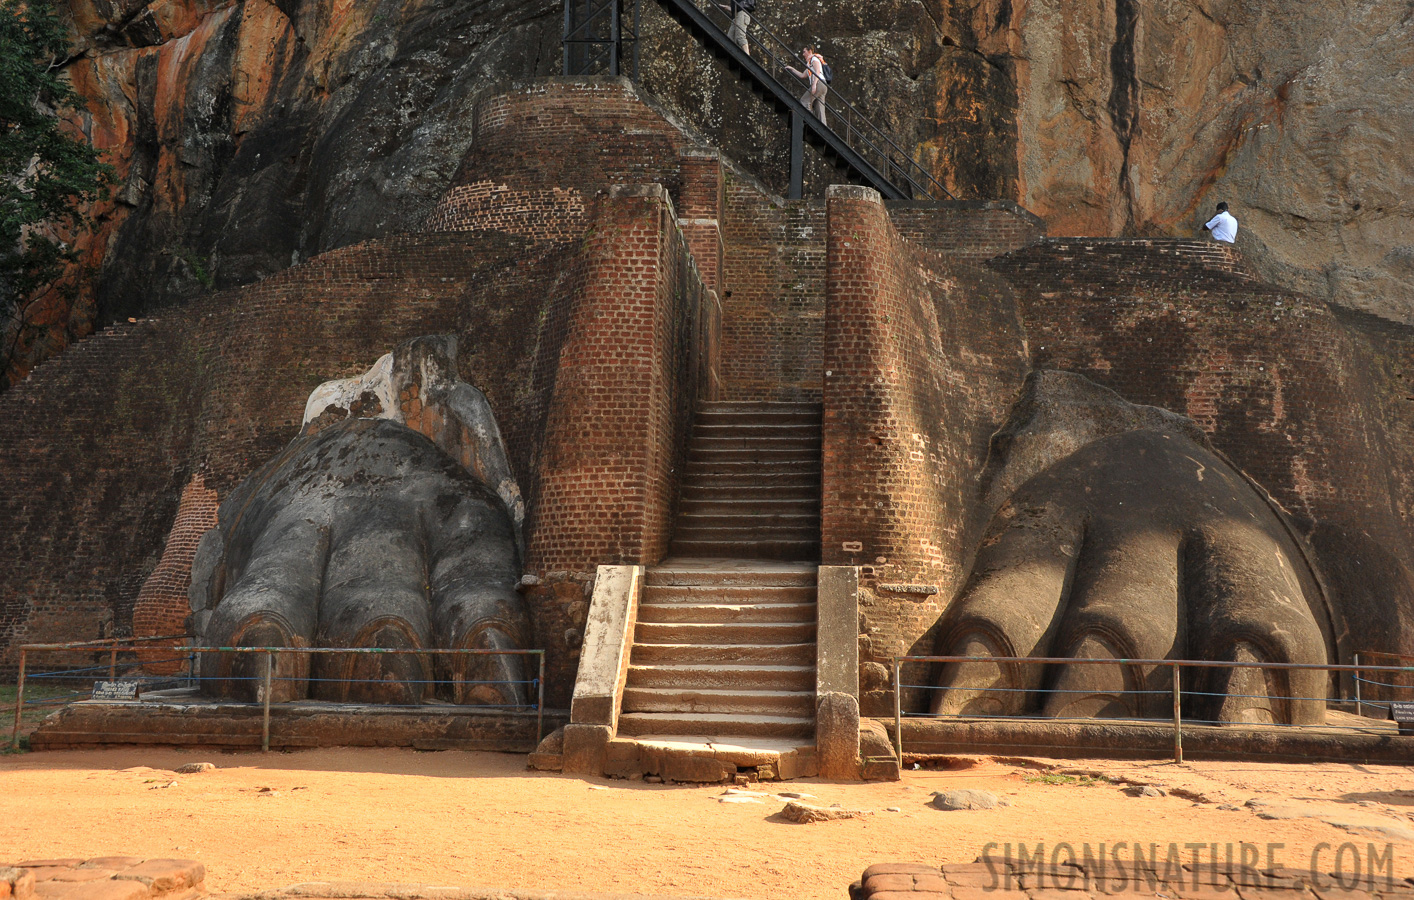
[618,560,818,744]
[670,401,822,561]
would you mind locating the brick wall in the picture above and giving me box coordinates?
[527,184,714,573]
[131,474,218,674]
[719,178,827,402]
[886,200,1046,263]
[423,183,588,241]
[454,78,694,209]
[820,186,1031,713]
[990,238,1414,663]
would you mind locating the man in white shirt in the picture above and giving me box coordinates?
[1203,202,1238,243]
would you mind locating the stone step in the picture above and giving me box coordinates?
[634,621,816,645]
[672,523,819,542]
[687,447,820,463]
[667,538,820,560]
[640,582,816,602]
[680,483,819,501]
[695,404,821,422]
[616,711,816,739]
[621,687,816,716]
[692,424,821,440]
[645,563,817,587]
[681,461,825,475]
[678,498,820,517]
[630,641,816,665]
[626,663,816,691]
[692,434,821,451]
[636,601,817,624]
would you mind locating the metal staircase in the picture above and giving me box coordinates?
[563,0,953,201]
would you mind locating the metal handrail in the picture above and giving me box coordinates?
[686,0,953,200]
[892,653,1414,766]
[11,642,547,752]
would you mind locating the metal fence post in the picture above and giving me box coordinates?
[893,657,903,767]
[262,651,273,753]
[10,649,26,751]
[1172,662,1183,764]
[1354,652,1362,717]
[535,651,546,748]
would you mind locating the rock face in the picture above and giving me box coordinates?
[11,0,1407,386]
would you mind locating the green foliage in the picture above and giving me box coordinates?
[0,0,113,321]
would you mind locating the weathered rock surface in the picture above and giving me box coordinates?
[10,0,1407,384]
[781,800,874,823]
[930,789,1008,811]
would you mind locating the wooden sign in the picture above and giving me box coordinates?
[91,680,141,702]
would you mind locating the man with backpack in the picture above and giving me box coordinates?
[718,0,754,57]
[786,46,829,125]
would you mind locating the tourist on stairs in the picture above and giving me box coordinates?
[786,46,828,126]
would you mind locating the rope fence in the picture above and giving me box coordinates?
[11,638,546,752]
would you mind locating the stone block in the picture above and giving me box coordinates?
[602,738,642,778]
[866,875,918,893]
[46,871,115,884]
[662,755,732,783]
[863,864,941,880]
[817,691,861,780]
[11,870,33,900]
[34,880,148,900]
[113,859,204,894]
[775,747,818,780]
[561,723,612,776]
[526,752,562,771]
[569,565,641,729]
[77,863,143,874]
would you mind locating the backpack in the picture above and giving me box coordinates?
[820,61,833,84]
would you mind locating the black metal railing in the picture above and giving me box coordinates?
[564,0,641,79]
[675,0,952,201]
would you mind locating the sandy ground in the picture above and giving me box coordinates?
[5,748,1414,899]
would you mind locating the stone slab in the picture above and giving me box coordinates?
[569,566,641,729]
[891,717,1414,764]
[29,699,564,753]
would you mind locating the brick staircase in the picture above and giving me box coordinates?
[669,401,823,561]
[605,402,824,778]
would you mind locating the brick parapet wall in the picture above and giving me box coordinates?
[676,149,725,297]
[821,187,1030,713]
[885,200,1046,262]
[457,79,693,209]
[422,182,588,241]
[989,239,1414,663]
[527,185,714,576]
[720,180,826,401]
[131,473,219,674]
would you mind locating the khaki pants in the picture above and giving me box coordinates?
[726,10,750,55]
[800,81,828,126]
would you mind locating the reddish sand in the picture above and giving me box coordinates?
[4,748,1414,899]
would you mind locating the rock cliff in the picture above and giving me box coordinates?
[12,0,1410,383]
